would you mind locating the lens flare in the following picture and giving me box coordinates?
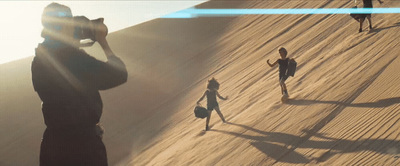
[162,8,400,18]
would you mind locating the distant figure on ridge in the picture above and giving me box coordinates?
[267,47,296,102]
[354,0,384,32]
[197,78,228,131]
[31,3,128,166]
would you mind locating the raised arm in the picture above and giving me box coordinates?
[96,20,118,61]
[216,91,228,100]
[81,20,128,90]
[267,59,278,67]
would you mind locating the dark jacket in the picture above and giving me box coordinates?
[32,44,128,129]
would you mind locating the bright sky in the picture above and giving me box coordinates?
[0,1,206,64]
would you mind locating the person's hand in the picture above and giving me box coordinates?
[225,96,229,100]
[93,18,108,43]
[267,59,273,67]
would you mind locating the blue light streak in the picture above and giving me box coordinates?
[162,8,400,18]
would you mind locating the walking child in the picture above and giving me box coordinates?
[197,78,228,131]
[358,0,384,32]
[267,47,294,100]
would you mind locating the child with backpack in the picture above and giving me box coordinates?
[267,47,296,100]
[197,78,228,131]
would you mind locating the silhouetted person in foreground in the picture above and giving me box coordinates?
[31,3,127,166]
[197,78,228,131]
[359,0,383,32]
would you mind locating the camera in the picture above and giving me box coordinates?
[73,16,107,42]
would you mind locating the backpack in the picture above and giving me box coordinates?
[194,106,208,119]
[287,59,297,77]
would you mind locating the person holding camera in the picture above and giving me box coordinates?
[31,3,128,166]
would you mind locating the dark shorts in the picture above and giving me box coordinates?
[207,102,219,111]
[359,13,371,18]
[361,5,373,16]
[279,74,289,83]
[40,127,108,166]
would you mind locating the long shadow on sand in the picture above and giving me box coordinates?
[285,97,400,108]
[370,22,400,33]
[213,122,400,164]
[222,60,400,164]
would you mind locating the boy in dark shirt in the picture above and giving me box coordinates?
[267,47,294,98]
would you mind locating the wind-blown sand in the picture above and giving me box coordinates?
[1,0,400,165]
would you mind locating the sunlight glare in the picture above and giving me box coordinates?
[0,1,206,64]
[0,2,46,64]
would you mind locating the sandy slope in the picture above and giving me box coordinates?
[1,0,400,165]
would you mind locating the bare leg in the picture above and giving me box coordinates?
[367,15,372,30]
[359,17,365,32]
[280,79,288,96]
[205,110,212,130]
[215,106,226,123]
[280,82,287,91]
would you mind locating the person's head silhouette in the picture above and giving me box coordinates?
[41,3,78,48]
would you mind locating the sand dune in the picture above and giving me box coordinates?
[1,0,400,165]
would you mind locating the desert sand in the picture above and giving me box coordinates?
[1,0,400,165]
